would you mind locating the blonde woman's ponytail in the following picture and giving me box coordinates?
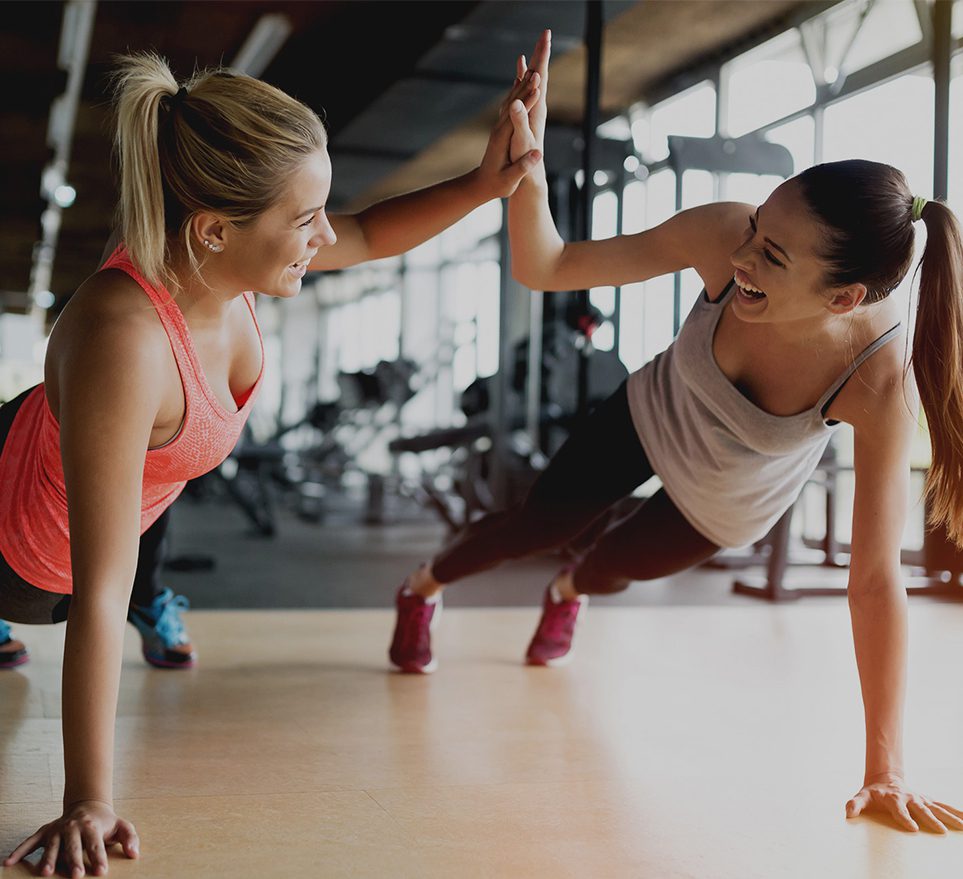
[110,52,179,285]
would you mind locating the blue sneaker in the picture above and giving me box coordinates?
[128,589,197,669]
[0,619,29,669]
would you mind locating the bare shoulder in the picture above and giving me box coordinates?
[674,202,753,296]
[49,269,170,362]
[830,333,917,438]
[45,269,173,411]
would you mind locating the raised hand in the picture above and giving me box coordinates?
[475,58,542,199]
[846,775,963,833]
[510,29,551,164]
[3,800,140,877]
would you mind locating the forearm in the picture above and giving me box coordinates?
[354,169,493,261]
[848,581,908,782]
[61,595,128,807]
[507,170,566,290]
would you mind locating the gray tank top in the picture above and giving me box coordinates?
[626,280,903,548]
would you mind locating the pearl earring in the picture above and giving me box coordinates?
[203,239,223,253]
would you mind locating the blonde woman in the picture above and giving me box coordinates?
[2,50,542,876]
[390,31,963,834]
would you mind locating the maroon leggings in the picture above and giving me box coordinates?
[431,382,720,594]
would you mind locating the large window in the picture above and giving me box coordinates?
[723,29,815,137]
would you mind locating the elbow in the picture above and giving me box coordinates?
[847,574,905,607]
[511,259,540,291]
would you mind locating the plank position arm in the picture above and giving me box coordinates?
[842,373,963,832]
[3,281,164,875]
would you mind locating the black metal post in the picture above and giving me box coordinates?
[577,0,603,416]
[932,0,951,200]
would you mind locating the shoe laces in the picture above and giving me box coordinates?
[141,588,191,647]
[0,619,11,644]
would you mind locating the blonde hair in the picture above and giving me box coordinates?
[110,52,327,287]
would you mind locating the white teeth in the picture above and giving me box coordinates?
[735,276,765,296]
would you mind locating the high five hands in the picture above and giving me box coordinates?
[476,30,552,198]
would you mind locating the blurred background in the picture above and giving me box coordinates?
[1,0,961,608]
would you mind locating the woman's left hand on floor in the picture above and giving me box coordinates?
[846,774,963,832]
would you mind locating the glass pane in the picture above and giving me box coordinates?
[765,115,815,175]
[642,275,675,361]
[634,81,716,162]
[724,29,815,137]
[592,320,615,352]
[441,200,502,259]
[837,0,923,76]
[723,173,784,206]
[618,281,645,372]
[681,170,713,208]
[622,180,646,235]
[475,262,500,378]
[823,72,934,198]
[645,169,677,226]
[950,53,963,216]
[592,190,619,239]
[590,286,616,317]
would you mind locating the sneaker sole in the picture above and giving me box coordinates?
[0,653,29,670]
[525,650,575,668]
[395,657,438,674]
[143,650,197,670]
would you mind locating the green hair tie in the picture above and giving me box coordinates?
[911,195,927,222]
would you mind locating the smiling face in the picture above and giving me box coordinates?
[728,181,866,325]
[199,149,337,299]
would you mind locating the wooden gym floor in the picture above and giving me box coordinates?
[2,600,962,878]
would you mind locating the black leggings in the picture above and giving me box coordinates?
[0,386,170,625]
[432,382,720,594]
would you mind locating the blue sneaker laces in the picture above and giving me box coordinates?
[135,588,191,648]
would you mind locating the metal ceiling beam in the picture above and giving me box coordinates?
[29,0,96,309]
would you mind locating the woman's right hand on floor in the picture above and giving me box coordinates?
[3,800,139,877]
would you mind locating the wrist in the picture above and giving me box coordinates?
[513,169,548,198]
[864,769,904,786]
[64,797,114,814]
[466,167,497,204]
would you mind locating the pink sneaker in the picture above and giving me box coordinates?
[525,585,588,667]
[389,585,442,673]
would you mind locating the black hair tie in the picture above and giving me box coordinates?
[168,85,188,107]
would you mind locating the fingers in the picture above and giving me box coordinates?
[39,835,60,877]
[501,149,542,192]
[892,801,919,832]
[501,70,539,121]
[82,823,108,875]
[105,818,140,859]
[933,800,963,821]
[516,53,526,81]
[845,791,867,818]
[928,802,963,831]
[3,827,45,865]
[530,29,552,82]
[909,799,948,833]
[508,99,539,159]
[521,80,541,113]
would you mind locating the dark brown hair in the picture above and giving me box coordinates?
[796,160,963,545]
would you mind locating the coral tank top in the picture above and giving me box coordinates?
[0,246,263,593]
